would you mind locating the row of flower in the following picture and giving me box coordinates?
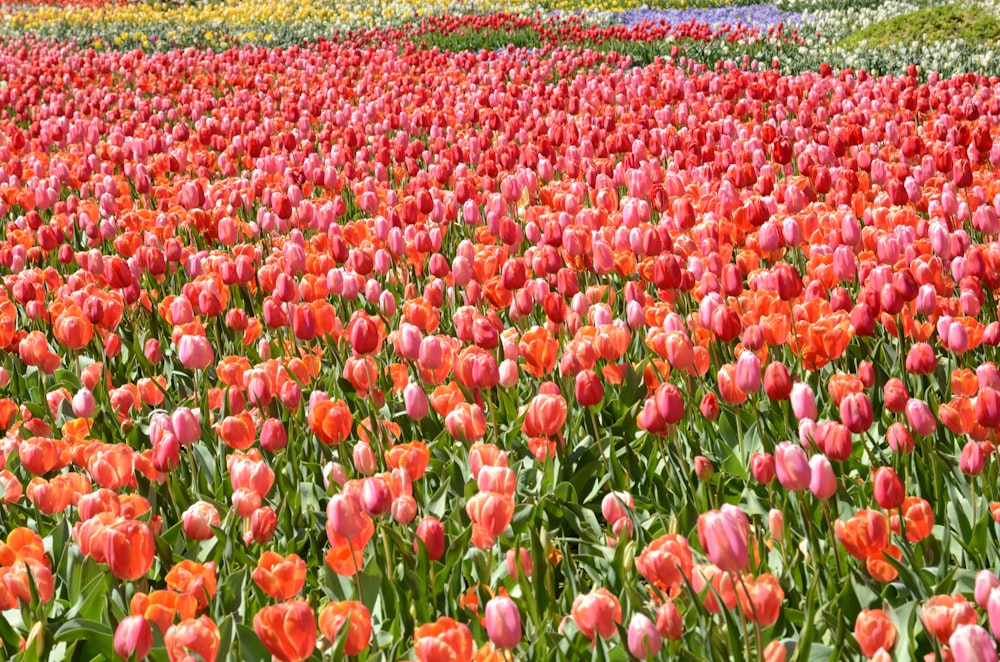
[1,1,997,78]
[0,22,999,660]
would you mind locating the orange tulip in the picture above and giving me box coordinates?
[920,594,977,644]
[165,560,218,610]
[889,497,934,543]
[26,477,73,515]
[319,601,372,656]
[636,534,694,596]
[430,382,466,417]
[414,617,475,662]
[309,398,352,445]
[103,519,155,581]
[571,588,622,640]
[465,492,514,538]
[865,545,902,583]
[518,327,558,378]
[132,590,199,635]
[216,411,256,450]
[736,573,784,627]
[834,509,889,561]
[325,516,374,577]
[18,436,63,475]
[854,609,896,658]
[53,310,94,350]
[0,558,54,607]
[165,616,220,662]
[253,551,306,600]
[385,441,430,481]
[254,599,317,662]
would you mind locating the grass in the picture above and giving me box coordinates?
[839,4,1000,49]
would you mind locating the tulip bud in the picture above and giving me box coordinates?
[960,441,985,476]
[694,456,714,481]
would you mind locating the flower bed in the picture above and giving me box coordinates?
[0,2,1000,662]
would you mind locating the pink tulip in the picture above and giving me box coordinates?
[905,398,937,436]
[950,624,998,662]
[790,383,818,420]
[697,505,749,573]
[114,615,153,661]
[485,597,522,650]
[627,613,662,658]
[177,334,214,370]
[775,442,811,491]
[808,455,837,500]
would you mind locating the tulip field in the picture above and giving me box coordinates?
[4,0,1000,660]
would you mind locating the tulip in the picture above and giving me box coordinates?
[769,509,784,542]
[506,548,534,579]
[571,588,622,640]
[975,572,999,610]
[177,335,214,371]
[72,389,96,418]
[165,616,220,662]
[104,519,155,581]
[920,594,977,644]
[655,601,682,640]
[906,398,937,436]
[697,506,749,573]
[327,493,364,539]
[413,617,474,662]
[751,452,776,484]
[627,613,662,658]
[415,517,445,561]
[960,441,985,476]
[253,600,316,662]
[735,351,762,394]
[319,601,371,656]
[182,501,220,541]
[854,609,896,659]
[872,467,904,509]
[790,383,818,420]
[114,615,153,661]
[950,624,998,662]
[775,442,811,491]
[391,495,417,524]
[359,476,393,516]
[485,597,522,650]
[989,589,1000,639]
[252,552,307,600]
[808,455,837,500]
